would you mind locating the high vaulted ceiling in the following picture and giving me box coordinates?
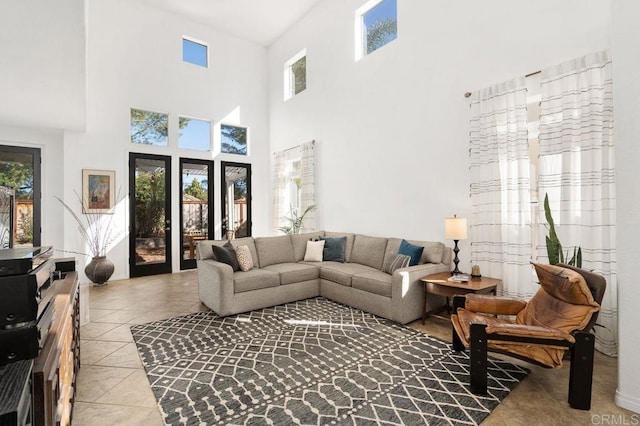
[139,0,324,46]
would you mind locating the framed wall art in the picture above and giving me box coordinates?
[83,169,115,213]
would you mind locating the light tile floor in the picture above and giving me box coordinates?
[72,271,636,425]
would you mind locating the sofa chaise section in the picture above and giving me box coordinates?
[196,231,452,324]
[316,234,451,324]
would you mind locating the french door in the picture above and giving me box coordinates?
[0,145,41,247]
[179,158,214,270]
[221,162,252,239]
[129,153,172,277]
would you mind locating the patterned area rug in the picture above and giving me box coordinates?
[131,297,528,425]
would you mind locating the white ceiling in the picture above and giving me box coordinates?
[139,0,324,46]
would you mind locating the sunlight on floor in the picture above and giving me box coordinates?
[284,319,359,327]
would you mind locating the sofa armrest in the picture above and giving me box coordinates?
[390,263,450,323]
[197,259,235,316]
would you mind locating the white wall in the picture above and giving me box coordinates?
[0,0,83,259]
[0,0,269,282]
[0,0,86,130]
[268,0,612,269]
[612,0,640,414]
[59,0,269,281]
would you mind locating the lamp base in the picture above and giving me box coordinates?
[451,239,462,275]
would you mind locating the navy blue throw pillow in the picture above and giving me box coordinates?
[212,242,240,271]
[319,236,346,262]
[398,239,424,266]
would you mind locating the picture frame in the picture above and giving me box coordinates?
[82,169,115,213]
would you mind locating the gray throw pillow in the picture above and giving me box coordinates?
[382,253,411,274]
[212,242,240,271]
[319,236,346,262]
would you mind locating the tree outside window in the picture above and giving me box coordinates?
[221,124,248,155]
[284,49,307,100]
[356,0,398,59]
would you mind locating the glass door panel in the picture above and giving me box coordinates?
[180,158,213,270]
[0,145,41,247]
[221,162,251,239]
[129,153,172,277]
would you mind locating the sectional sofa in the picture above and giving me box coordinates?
[196,231,452,324]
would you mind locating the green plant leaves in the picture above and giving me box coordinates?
[544,193,582,268]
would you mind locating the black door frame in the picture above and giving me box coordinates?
[0,145,41,247]
[179,157,214,270]
[220,161,252,238]
[129,152,172,277]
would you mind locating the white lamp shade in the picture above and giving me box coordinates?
[445,216,468,240]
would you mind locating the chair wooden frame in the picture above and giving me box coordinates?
[451,263,606,411]
[451,295,596,410]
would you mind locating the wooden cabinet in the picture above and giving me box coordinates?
[0,360,33,425]
[33,271,80,426]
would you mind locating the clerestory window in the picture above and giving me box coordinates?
[284,49,307,100]
[355,0,397,60]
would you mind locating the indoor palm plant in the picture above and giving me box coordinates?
[55,191,121,285]
[278,204,317,235]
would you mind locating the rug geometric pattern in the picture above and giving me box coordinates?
[131,297,528,425]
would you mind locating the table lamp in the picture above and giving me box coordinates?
[445,215,467,275]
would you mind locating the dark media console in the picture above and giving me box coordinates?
[0,247,55,366]
[0,247,55,367]
[0,248,80,426]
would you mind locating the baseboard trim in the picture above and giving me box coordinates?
[615,389,640,414]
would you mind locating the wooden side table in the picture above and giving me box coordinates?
[420,272,501,323]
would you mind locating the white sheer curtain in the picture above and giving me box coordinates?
[299,141,316,233]
[538,51,616,355]
[272,140,316,234]
[469,77,534,298]
[272,151,286,233]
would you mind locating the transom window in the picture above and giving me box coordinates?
[179,117,211,151]
[284,49,307,100]
[355,0,397,60]
[130,108,169,146]
[182,37,208,68]
[220,124,248,155]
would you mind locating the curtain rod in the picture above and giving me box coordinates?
[283,139,315,153]
[464,70,542,98]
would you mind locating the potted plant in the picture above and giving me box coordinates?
[55,191,121,285]
[543,193,582,268]
[278,204,317,235]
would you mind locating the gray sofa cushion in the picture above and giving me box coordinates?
[228,237,260,268]
[415,241,445,264]
[350,234,388,270]
[291,231,325,261]
[325,232,355,262]
[352,271,393,297]
[318,262,378,286]
[234,269,279,293]
[254,235,296,267]
[263,263,320,285]
[196,239,226,260]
